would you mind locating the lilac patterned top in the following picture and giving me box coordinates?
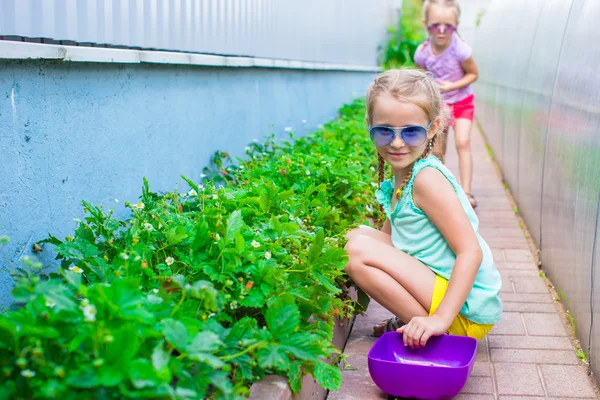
[414,34,473,105]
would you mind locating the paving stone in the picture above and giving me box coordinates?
[472,361,492,377]
[495,262,538,271]
[454,395,494,400]
[522,313,568,336]
[490,312,526,335]
[502,301,557,313]
[498,397,545,400]
[480,227,526,238]
[491,248,505,261]
[491,348,578,364]
[462,376,494,394]
[328,375,386,400]
[476,338,489,361]
[540,364,597,398]
[488,335,572,350]
[501,275,514,293]
[504,249,535,263]
[485,238,530,249]
[361,304,394,323]
[499,269,540,277]
[512,277,549,294]
[501,292,553,303]
[494,363,545,396]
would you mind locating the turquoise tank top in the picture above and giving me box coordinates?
[375,156,502,325]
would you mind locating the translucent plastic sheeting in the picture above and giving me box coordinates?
[540,0,600,356]
[0,0,401,66]
[517,0,573,247]
[470,0,600,368]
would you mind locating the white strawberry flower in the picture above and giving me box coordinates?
[251,240,260,248]
[165,256,175,266]
[82,304,97,322]
[21,370,36,378]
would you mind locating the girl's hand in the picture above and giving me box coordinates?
[396,315,451,348]
[438,80,455,92]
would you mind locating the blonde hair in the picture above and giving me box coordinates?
[366,69,447,214]
[423,0,461,24]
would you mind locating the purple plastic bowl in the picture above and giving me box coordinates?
[368,332,477,399]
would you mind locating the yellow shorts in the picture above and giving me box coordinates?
[430,275,494,341]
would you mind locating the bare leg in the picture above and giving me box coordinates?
[454,118,474,199]
[346,225,392,245]
[344,234,436,323]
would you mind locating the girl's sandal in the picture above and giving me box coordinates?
[466,193,478,209]
[373,316,404,337]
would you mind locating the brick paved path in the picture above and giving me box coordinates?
[328,125,599,399]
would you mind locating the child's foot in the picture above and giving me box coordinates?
[373,316,404,337]
[466,193,478,209]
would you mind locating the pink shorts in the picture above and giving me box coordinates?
[446,94,475,127]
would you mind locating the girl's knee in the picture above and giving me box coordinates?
[456,138,471,151]
[344,234,370,274]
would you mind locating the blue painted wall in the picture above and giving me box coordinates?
[0,60,375,307]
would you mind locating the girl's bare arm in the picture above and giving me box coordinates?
[448,56,479,90]
[412,167,482,327]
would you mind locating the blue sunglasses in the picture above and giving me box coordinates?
[369,122,432,147]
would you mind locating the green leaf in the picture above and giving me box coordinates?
[314,271,341,294]
[166,225,188,245]
[225,210,244,243]
[225,317,258,346]
[265,294,300,339]
[259,189,272,213]
[208,370,233,396]
[97,367,125,387]
[356,287,371,313]
[152,344,170,371]
[103,325,140,368]
[188,331,223,353]
[235,232,245,252]
[188,351,226,369]
[161,319,188,351]
[288,361,303,393]
[257,345,290,370]
[280,332,322,361]
[128,359,159,389]
[191,220,211,250]
[175,387,198,399]
[68,333,89,352]
[313,247,348,267]
[66,368,100,388]
[152,345,172,383]
[62,269,82,288]
[181,174,199,192]
[313,360,342,390]
[308,228,325,263]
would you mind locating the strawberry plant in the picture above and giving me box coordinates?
[0,99,379,399]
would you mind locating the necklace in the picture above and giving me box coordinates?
[395,187,403,199]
